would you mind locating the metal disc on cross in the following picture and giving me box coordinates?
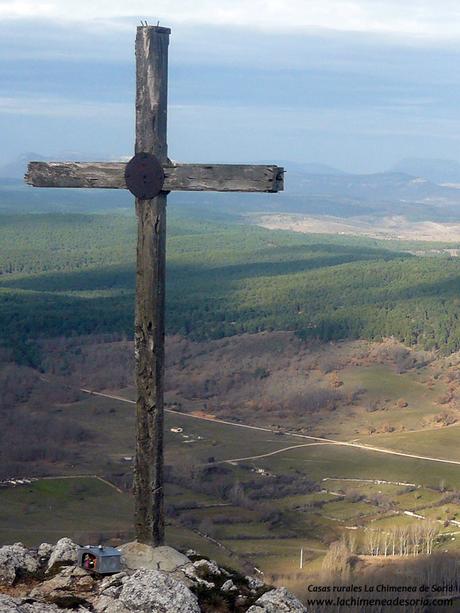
[125,153,165,199]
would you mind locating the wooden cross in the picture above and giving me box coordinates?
[25,25,284,546]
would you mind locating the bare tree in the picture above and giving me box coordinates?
[423,521,439,554]
[345,531,357,554]
[321,540,351,581]
[365,529,379,556]
[381,530,390,557]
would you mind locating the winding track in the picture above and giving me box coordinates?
[80,389,460,468]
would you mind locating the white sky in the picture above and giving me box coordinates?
[3,0,460,39]
[3,0,460,171]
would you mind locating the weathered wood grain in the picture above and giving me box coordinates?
[167,163,284,192]
[25,162,127,189]
[133,25,169,547]
[26,162,284,192]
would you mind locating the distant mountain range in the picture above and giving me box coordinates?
[1,154,348,180]
[275,157,460,185]
[257,160,348,175]
[0,153,47,179]
[3,153,460,222]
[390,158,460,185]
[287,170,454,201]
[4,152,460,183]
[0,152,129,180]
[282,170,460,221]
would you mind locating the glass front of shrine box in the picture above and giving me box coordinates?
[77,546,121,574]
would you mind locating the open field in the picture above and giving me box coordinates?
[0,477,133,546]
[52,385,460,488]
[3,385,460,584]
[0,476,243,570]
[359,425,460,462]
[253,212,460,243]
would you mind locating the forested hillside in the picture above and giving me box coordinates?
[1,211,460,365]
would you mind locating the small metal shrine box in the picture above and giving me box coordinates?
[77,545,122,574]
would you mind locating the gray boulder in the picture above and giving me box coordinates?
[37,543,54,562]
[221,578,237,592]
[181,562,214,588]
[99,571,127,592]
[246,575,265,590]
[0,543,39,585]
[185,549,197,557]
[96,571,127,601]
[46,538,78,572]
[0,595,62,612]
[192,558,221,577]
[120,542,190,572]
[29,565,95,607]
[0,596,23,613]
[119,569,200,612]
[247,587,307,612]
[92,595,130,613]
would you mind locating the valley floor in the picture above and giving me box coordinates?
[2,334,460,596]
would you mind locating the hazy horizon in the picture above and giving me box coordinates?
[4,2,460,173]
[5,151,460,181]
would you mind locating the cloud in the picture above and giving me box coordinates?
[3,0,460,40]
[2,1,460,173]
[0,1,54,18]
[0,95,130,118]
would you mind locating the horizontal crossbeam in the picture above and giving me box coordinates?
[25,162,284,193]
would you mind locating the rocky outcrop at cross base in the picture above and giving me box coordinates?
[0,539,307,612]
[0,543,39,586]
[247,587,307,612]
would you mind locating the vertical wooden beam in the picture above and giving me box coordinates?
[134,25,170,546]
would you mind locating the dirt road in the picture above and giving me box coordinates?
[81,389,460,468]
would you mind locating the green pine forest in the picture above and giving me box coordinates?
[1,211,460,365]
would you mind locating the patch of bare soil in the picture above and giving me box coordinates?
[252,213,460,243]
